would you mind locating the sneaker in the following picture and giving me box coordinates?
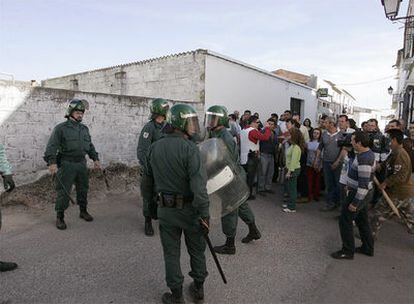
[282,208,296,213]
[265,189,275,194]
[355,247,374,257]
[282,204,287,208]
[330,250,353,260]
[258,191,267,197]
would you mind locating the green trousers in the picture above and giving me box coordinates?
[221,201,255,238]
[287,169,300,210]
[371,196,414,235]
[158,205,208,289]
[55,161,89,213]
[140,183,151,217]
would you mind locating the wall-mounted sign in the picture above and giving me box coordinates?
[317,88,328,97]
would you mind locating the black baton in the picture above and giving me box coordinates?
[200,218,227,284]
[203,233,227,284]
[54,174,76,205]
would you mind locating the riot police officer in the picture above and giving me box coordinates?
[205,105,261,255]
[370,129,414,237]
[137,98,169,236]
[0,143,17,272]
[366,118,389,205]
[44,99,100,230]
[141,104,209,304]
[367,119,389,163]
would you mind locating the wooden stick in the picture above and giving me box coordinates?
[373,176,401,218]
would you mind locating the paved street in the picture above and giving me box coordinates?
[1,186,413,304]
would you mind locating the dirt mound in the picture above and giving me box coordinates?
[0,163,142,208]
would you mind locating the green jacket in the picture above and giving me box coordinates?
[0,144,12,175]
[142,132,209,218]
[44,119,99,165]
[137,120,164,166]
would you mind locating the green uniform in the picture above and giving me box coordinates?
[137,120,163,217]
[371,146,414,235]
[209,128,255,238]
[0,144,12,230]
[142,132,209,290]
[44,119,99,212]
[0,144,12,176]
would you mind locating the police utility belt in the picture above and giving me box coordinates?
[158,193,193,209]
[60,155,86,163]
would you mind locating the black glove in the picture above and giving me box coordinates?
[199,217,210,235]
[148,199,158,220]
[2,175,15,192]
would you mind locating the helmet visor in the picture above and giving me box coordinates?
[205,114,220,129]
[185,116,201,137]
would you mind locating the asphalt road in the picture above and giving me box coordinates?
[1,186,413,304]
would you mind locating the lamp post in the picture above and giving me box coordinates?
[381,0,402,20]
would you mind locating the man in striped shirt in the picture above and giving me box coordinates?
[331,131,375,260]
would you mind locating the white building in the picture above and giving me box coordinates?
[42,49,318,122]
[273,69,356,119]
[353,107,395,131]
[392,0,414,124]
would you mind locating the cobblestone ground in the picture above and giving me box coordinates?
[1,185,413,304]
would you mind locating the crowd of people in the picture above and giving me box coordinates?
[225,108,414,260]
[228,110,413,207]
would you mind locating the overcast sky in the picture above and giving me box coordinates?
[0,0,407,109]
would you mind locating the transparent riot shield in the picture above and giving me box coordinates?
[198,138,249,219]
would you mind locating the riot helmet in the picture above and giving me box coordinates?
[150,98,169,118]
[205,105,229,129]
[167,103,200,137]
[65,99,89,121]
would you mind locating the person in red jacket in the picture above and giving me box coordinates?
[240,116,271,199]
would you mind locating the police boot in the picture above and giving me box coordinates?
[56,212,67,230]
[79,207,94,222]
[241,223,261,243]
[189,281,204,303]
[161,287,185,304]
[0,261,18,272]
[144,216,154,236]
[213,237,236,255]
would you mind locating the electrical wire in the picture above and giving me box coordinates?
[336,75,396,86]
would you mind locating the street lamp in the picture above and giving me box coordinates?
[388,86,394,95]
[381,0,402,20]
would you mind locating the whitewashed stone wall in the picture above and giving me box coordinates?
[0,82,203,185]
[41,51,206,103]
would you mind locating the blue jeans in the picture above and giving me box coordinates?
[323,161,341,208]
[258,153,274,192]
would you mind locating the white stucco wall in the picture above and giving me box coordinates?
[204,54,318,123]
[0,82,201,185]
[41,51,206,103]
